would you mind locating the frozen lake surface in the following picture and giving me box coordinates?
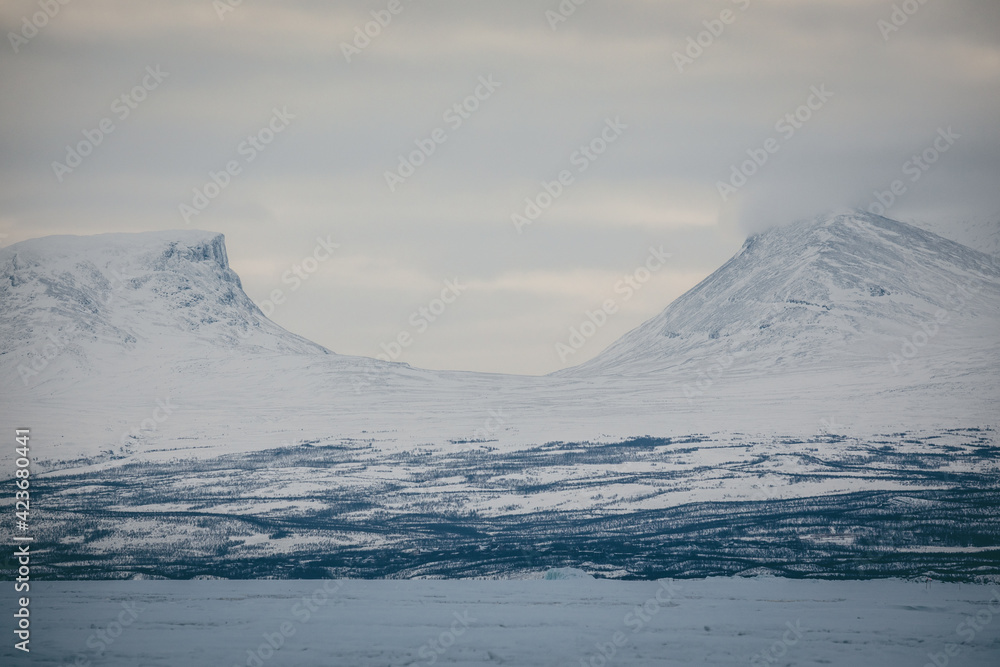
[5,577,1000,666]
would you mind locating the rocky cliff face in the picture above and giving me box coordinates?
[0,230,329,389]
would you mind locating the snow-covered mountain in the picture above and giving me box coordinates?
[566,211,1000,377]
[2,212,998,581]
[0,230,329,389]
[909,215,1000,258]
[1,211,997,459]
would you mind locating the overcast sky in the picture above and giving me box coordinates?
[2,0,998,374]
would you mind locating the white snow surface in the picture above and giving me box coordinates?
[564,210,1000,377]
[3,578,998,666]
[1,211,996,469]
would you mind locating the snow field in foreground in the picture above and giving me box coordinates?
[3,578,999,666]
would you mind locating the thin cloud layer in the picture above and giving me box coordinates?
[1,0,997,374]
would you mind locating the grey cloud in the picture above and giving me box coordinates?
[1,0,997,373]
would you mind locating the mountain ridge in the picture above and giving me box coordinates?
[0,229,331,389]
[1,212,997,463]
[561,210,1000,376]
[2,216,997,582]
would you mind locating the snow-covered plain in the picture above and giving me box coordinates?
[3,578,999,666]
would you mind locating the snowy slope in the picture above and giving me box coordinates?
[0,230,330,390]
[0,211,997,463]
[909,215,1000,258]
[564,211,1000,377]
[2,212,998,581]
